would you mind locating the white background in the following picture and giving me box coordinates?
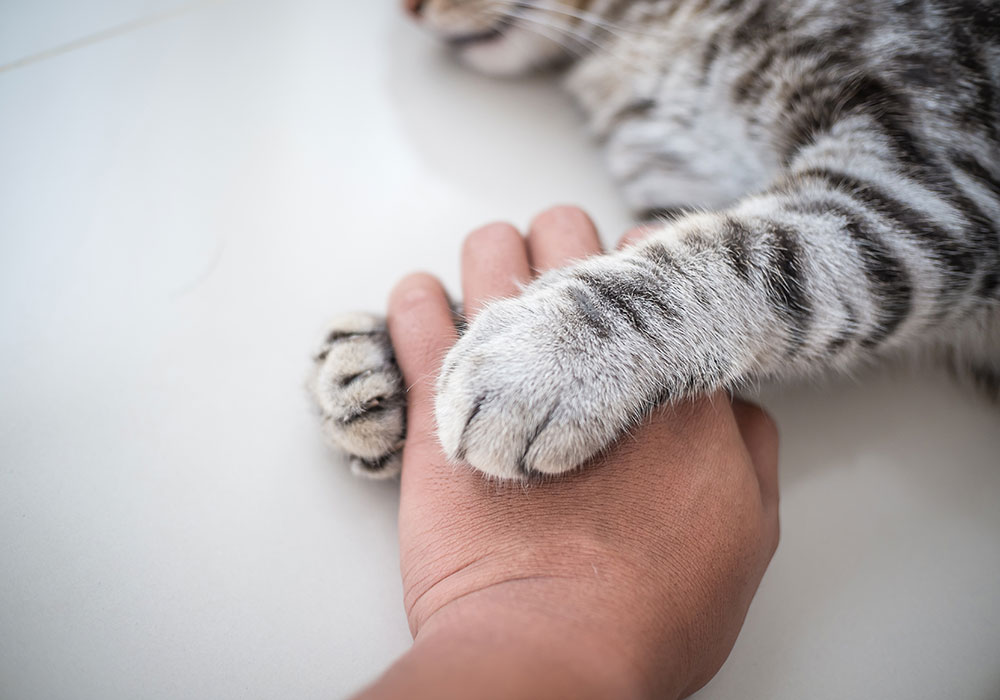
[1,1,998,698]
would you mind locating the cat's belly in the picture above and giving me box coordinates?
[605,114,779,213]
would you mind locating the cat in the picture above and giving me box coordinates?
[308,0,1000,480]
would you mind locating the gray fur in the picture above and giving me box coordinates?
[311,0,1000,479]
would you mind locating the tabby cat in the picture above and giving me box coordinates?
[309,0,1000,480]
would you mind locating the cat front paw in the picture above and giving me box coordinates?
[435,266,667,480]
[308,312,406,479]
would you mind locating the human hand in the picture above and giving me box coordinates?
[358,207,780,699]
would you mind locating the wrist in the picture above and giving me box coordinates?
[359,579,684,700]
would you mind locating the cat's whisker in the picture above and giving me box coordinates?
[526,1,656,42]
[496,0,663,43]
[500,10,632,64]
[504,13,596,56]
[481,4,593,59]
[507,17,589,60]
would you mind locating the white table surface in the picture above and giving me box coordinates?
[1,2,998,698]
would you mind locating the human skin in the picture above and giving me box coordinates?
[354,207,781,700]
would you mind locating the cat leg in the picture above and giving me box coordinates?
[435,160,999,479]
[308,312,406,479]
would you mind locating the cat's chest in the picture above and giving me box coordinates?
[565,23,782,213]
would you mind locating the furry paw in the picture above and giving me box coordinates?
[435,264,667,480]
[308,312,405,479]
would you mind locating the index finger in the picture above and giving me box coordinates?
[386,273,457,450]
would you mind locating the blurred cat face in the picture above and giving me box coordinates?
[403,0,595,76]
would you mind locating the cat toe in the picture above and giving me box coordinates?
[349,451,402,480]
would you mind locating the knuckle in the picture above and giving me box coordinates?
[756,407,780,444]
[735,400,781,447]
[753,404,779,439]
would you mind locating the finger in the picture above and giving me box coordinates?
[731,399,780,512]
[527,206,603,271]
[461,222,531,320]
[387,273,457,443]
[617,224,653,250]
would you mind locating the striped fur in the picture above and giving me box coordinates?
[312,0,999,478]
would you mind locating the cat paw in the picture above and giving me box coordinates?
[435,265,665,480]
[308,312,405,479]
